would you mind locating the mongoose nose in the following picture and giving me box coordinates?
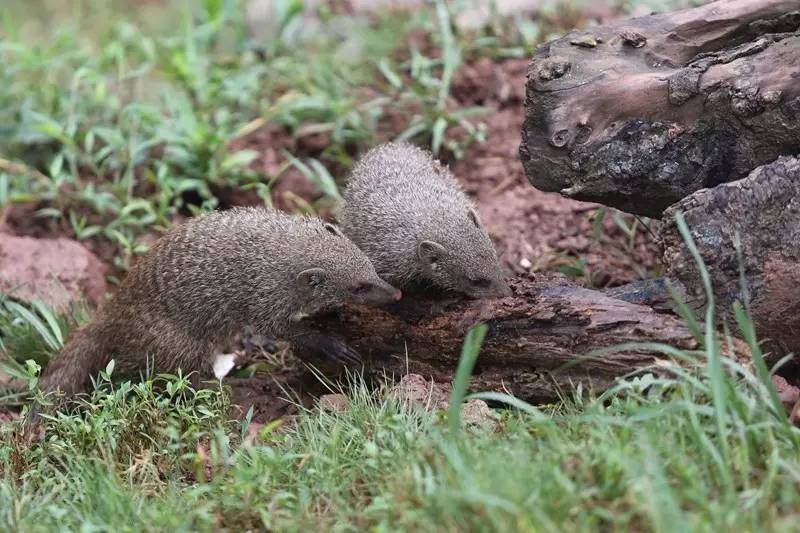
[393,290,403,301]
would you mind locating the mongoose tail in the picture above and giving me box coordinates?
[23,321,109,438]
[39,321,110,399]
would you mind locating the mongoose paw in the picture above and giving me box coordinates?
[314,336,362,366]
[325,339,363,366]
[293,332,363,367]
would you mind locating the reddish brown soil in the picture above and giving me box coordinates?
[224,371,313,423]
[3,201,138,278]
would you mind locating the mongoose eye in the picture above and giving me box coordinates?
[469,277,492,289]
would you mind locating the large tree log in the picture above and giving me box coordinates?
[660,155,800,357]
[303,277,698,403]
[519,0,800,217]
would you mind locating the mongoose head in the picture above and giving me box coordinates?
[294,223,402,317]
[417,207,511,299]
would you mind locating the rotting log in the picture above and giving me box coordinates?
[660,155,800,357]
[302,276,698,403]
[519,0,800,217]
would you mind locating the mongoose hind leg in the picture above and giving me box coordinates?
[108,317,219,386]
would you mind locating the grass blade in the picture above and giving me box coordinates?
[733,302,790,426]
[31,300,64,349]
[673,210,732,488]
[4,301,60,352]
[449,323,488,435]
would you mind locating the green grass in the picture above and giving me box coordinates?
[2,330,799,531]
[0,0,521,269]
[0,0,667,277]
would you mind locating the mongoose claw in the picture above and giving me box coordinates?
[315,336,363,366]
[293,332,363,367]
[327,339,363,366]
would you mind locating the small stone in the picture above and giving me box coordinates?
[245,422,265,442]
[0,367,25,391]
[389,373,449,410]
[570,35,598,48]
[772,375,799,408]
[0,409,20,423]
[319,393,349,412]
[461,399,501,429]
[519,258,532,269]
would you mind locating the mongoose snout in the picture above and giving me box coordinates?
[341,141,510,300]
[350,279,402,306]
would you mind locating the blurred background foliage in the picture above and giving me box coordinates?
[0,0,700,273]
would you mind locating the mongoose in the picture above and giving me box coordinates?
[341,141,510,299]
[37,206,401,400]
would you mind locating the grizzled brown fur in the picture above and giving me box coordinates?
[38,207,400,398]
[341,142,509,299]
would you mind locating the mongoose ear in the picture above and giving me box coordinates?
[297,268,327,288]
[467,207,481,228]
[418,240,446,265]
[323,223,344,238]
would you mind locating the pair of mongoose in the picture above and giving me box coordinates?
[36,141,508,403]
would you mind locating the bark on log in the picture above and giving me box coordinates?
[302,277,697,403]
[519,0,800,217]
[604,276,681,313]
[660,155,800,357]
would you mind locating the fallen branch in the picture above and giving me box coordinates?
[302,277,698,403]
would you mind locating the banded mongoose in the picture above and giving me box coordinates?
[37,207,401,400]
[341,141,510,299]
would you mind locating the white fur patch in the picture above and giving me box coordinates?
[290,311,310,323]
[213,353,237,379]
